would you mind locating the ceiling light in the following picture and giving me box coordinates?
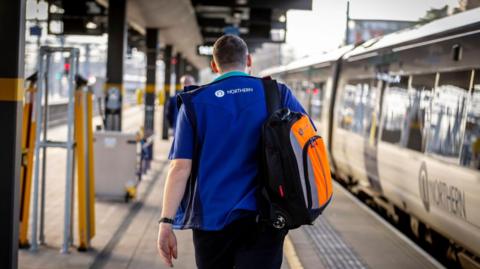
[86,22,98,30]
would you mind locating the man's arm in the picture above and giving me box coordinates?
[157,159,192,267]
[158,105,195,267]
[161,159,192,218]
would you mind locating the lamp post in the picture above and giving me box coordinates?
[344,0,351,45]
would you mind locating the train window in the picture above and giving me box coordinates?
[310,82,325,120]
[337,81,360,131]
[381,76,409,144]
[460,71,480,169]
[301,80,313,113]
[338,79,377,135]
[426,71,471,158]
[402,74,436,152]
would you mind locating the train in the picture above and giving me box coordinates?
[261,8,480,269]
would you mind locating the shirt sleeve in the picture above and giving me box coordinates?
[168,105,194,160]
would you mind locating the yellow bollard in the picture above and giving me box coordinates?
[86,91,96,239]
[19,82,36,248]
[74,89,89,250]
[75,88,96,251]
[136,88,143,105]
[158,89,165,105]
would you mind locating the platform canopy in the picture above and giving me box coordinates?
[47,0,312,68]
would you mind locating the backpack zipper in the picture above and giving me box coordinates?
[310,136,329,203]
[302,140,314,209]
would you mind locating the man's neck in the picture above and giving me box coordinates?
[219,68,247,75]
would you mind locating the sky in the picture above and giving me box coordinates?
[286,0,460,57]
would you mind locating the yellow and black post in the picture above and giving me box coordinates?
[104,0,127,131]
[161,45,173,140]
[145,28,159,136]
[0,0,25,267]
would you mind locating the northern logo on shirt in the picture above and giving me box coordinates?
[215,90,225,97]
[215,88,254,98]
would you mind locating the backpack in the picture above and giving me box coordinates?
[257,78,333,230]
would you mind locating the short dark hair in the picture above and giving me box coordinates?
[213,34,248,70]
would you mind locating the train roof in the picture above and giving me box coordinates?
[345,7,480,59]
[260,8,480,77]
[259,45,354,77]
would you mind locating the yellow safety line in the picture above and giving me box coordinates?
[284,235,304,269]
[0,78,24,101]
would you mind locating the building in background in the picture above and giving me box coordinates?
[346,19,415,45]
[458,0,480,10]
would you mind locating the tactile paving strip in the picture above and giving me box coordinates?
[303,217,369,269]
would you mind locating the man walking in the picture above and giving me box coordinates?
[157,34,307,269]
[166,74,196,134]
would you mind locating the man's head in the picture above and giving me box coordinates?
[180,74,196,88]
[211,34,252,74]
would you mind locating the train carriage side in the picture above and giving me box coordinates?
[331,47,384,194]
[334,9,480,264]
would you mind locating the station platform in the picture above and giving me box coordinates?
[18,107,443,269]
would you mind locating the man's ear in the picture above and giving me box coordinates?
[211,60,220,73]
[246,54,252,68]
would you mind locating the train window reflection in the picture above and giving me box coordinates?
[404,74,435,152]
[426,71,470,158]
[381,77,409,144]
[338,82,356,130]
[460,71,480,169]
[338,79,377,136]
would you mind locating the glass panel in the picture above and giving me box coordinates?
[403,74,435,152]
[381,76,409,144]
[337,79,378,136]
[310,82,325,120]
[460,71,480,169]
[352,82,367,134]
[426,71,470,158]
[338,82,356,130]
[299,80,311,110]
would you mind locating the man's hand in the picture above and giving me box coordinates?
[157,223,178,267]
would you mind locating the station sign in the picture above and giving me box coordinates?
[197,45,214,56]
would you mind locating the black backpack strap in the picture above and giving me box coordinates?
[262,77,282,115]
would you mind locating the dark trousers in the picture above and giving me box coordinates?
[192,218,287,269]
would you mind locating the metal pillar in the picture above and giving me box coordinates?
[145,28,158,136]
[174,52,182,92]
[0,0,25,267]
[161,45,172,140]
[192,66,199,83]
[105,0,127,131]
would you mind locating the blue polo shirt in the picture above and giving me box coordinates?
[169,72,307,231]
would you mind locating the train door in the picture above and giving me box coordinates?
[377,74,435,211]
[363,78,384,193]
[332,79,375,187]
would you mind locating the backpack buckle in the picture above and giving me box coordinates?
[272,213,286,229]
